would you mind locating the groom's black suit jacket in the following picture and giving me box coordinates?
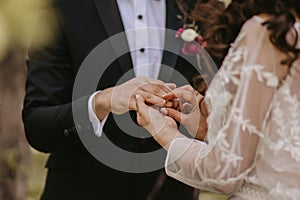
[23,0,199,199]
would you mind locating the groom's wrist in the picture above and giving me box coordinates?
[94,87,113,120]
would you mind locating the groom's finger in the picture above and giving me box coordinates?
[165,83,176,90]
[139,91,166,107]
[163,87,196,105]
[141,82,173,97]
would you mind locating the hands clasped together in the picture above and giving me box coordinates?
[136,84,209,149]
[93,77,208,149]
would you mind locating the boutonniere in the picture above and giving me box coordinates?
[174,0,231,92]
[175,18,207,70]
[176,25,207,56]
[175,0,232,56]
[175,13,217,92]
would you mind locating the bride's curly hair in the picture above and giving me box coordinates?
[177,0,300,92]
[251,0,300,67]
[179,0,300,67]
[177,0,252,92]
[177,0,251,67]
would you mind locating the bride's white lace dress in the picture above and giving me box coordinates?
[165,16,300,200]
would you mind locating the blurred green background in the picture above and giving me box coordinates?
[27,150,47,200]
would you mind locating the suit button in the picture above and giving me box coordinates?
[63,129,70,136]
[71,125,82,134]
[76,125,82,132]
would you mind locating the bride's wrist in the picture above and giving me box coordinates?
[153,127,183,150]
[199,97,208,117]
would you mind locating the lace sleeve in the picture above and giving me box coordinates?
[165,17,282,194]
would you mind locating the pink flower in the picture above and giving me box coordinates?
[176,27,207,56]
[181,42,201,56]
[176,28,185,38]
[195,36,204,43]
[201,41,207,48]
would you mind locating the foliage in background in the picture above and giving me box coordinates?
[0,0,55,199]
[0,0,56,60]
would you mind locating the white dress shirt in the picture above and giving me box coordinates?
[88,0,166,136]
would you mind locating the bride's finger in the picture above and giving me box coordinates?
[135,94,150,126]
[161,107,183,123]
[163,85,196,103]
[162,91,177,100]
[163,99,180,109]
[182,102,193,114]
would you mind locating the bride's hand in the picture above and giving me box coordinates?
[161,85,208,141]
[135,94,183,149]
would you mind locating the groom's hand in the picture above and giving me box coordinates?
[93,77,176,120]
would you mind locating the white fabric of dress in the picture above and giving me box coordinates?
[165,16,300,200]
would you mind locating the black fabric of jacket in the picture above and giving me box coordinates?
[23,0,201,199]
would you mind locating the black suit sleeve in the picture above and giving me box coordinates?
[22,4,91,153]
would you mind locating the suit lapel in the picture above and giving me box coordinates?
[165,0,182,37]
[93,0,133,76]
[159,0,182,82]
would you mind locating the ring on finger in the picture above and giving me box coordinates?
[163,99,167,106]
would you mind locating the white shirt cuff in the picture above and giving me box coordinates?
[88,91,108,137]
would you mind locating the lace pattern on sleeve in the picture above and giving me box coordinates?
[165,18,284,195]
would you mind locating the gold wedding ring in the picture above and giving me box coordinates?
[163,99,167,107]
